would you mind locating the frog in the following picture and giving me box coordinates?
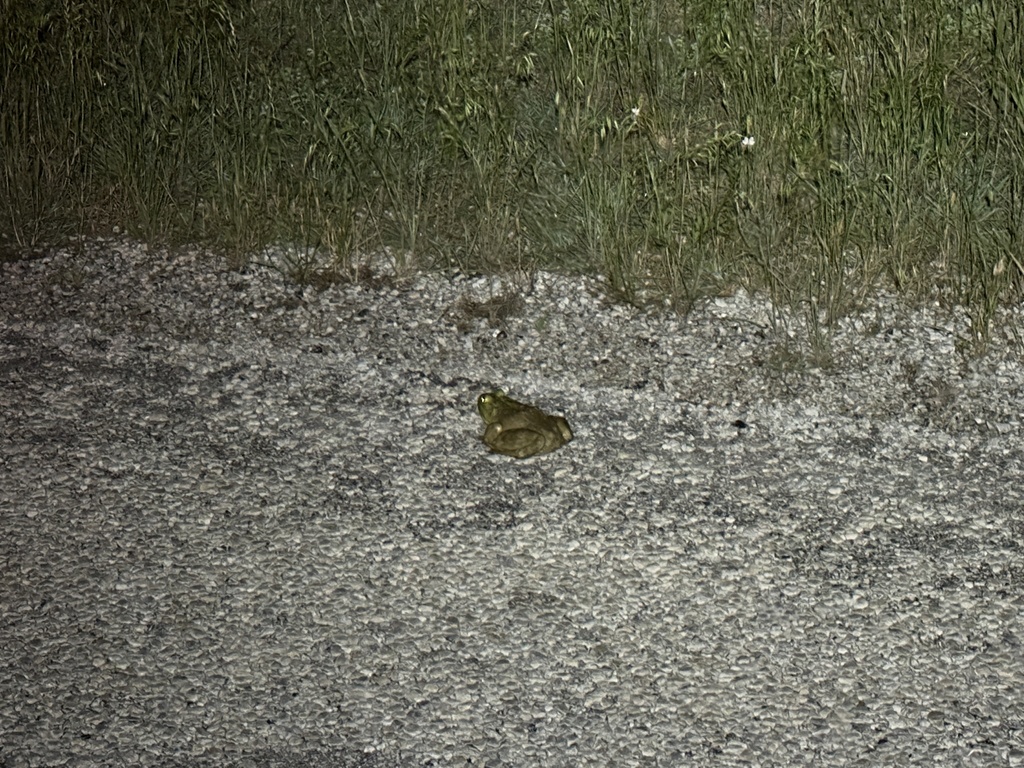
[477,390,573,459]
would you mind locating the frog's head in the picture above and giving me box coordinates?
[477,390,508,424]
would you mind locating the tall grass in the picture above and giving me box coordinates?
[2,0,1023,342]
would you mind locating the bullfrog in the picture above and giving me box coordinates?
[477,390,573,459]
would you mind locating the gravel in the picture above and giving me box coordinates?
[2,238,1024,767]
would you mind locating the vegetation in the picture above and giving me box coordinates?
[3,0,1024,341]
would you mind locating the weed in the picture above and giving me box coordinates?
[1,0,1023,342]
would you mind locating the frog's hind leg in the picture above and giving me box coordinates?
[503,429,548,459]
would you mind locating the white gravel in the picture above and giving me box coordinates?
[2,238,1024,767]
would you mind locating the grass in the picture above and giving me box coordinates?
[2,0,1023,347]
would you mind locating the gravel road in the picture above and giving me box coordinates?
[2,239,1024,767]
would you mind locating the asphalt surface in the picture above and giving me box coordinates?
[2,240,1024,767]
